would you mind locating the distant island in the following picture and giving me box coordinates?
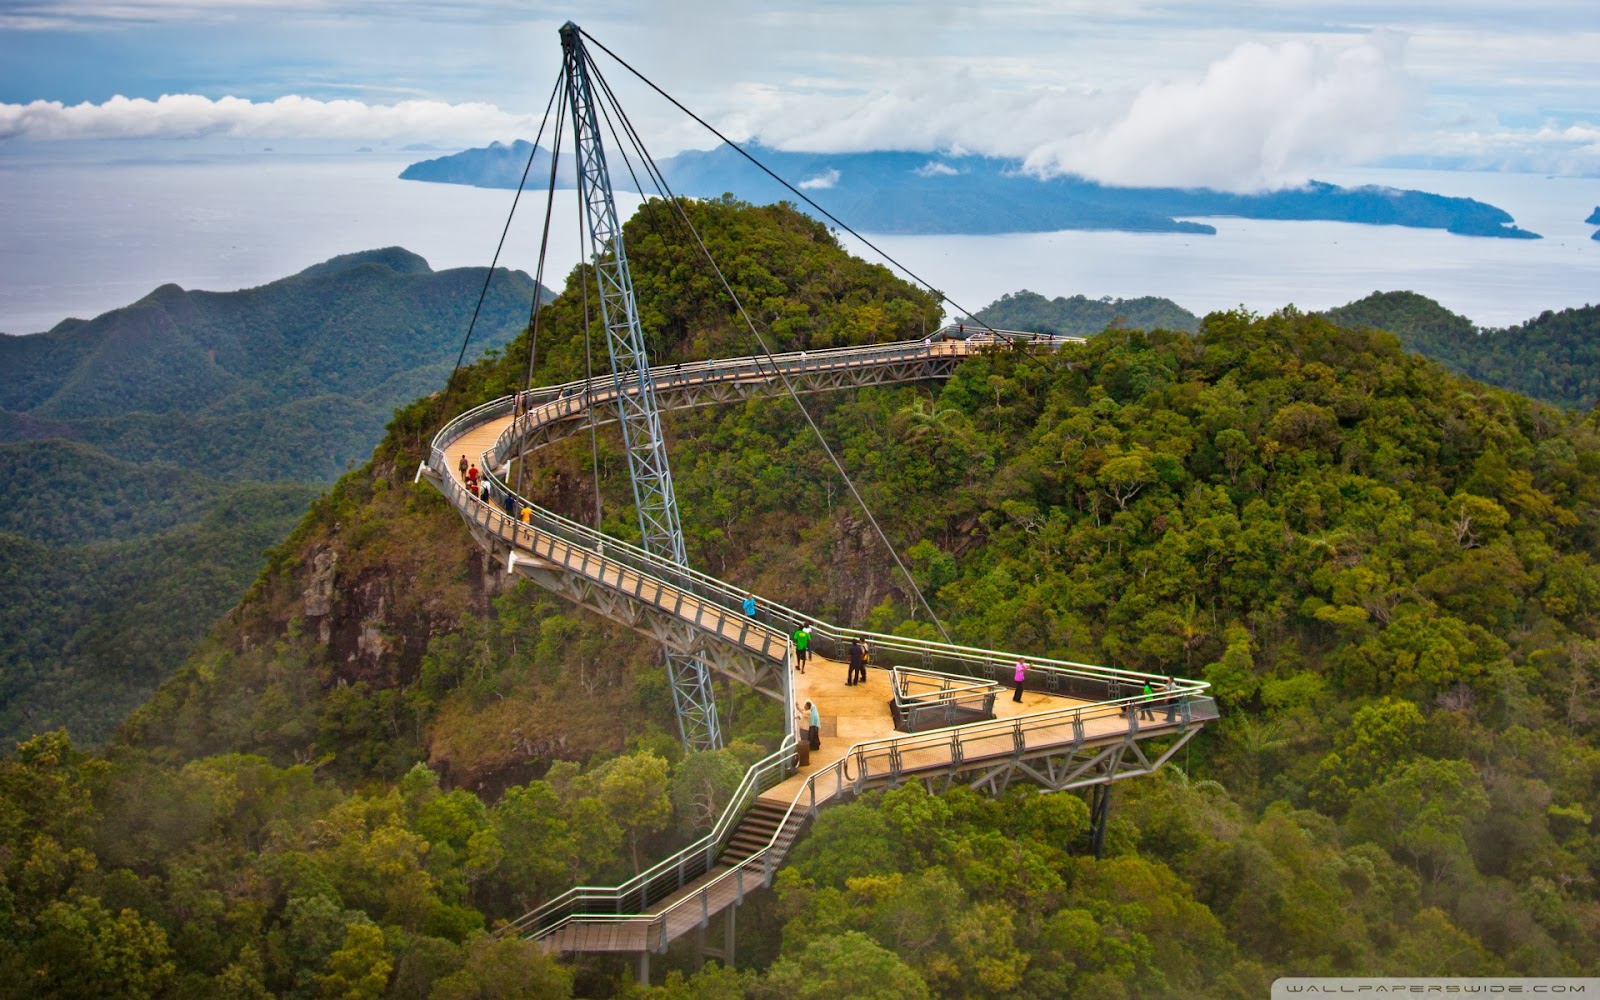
[1587,206,1600,224]
[401,140,1541,240]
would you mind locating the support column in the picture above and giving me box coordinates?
[636,950,650,987]
[1089,783,1112,859]
[702,905,737,967]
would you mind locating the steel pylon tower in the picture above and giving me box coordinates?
[560,22,723,751]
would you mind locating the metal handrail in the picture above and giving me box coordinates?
[519,694,1214,951]
[526,747,854,948]
[843,693,1218,785]
[429,339,1187,693]
[425,331,1203,691]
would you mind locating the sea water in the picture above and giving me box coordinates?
[0,153,1595,335]
[841,166,1600,328]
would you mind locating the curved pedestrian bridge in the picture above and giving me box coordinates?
[420,329,1218,963]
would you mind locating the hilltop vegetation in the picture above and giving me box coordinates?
[971,289,1200,337]
[1326,291,1600,410]
[2,199,1599,996]
[0,246,541,481]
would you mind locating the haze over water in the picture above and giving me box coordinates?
[0,153,1595,336]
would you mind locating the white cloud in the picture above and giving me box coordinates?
[0,93,534,141]
[1022,34,1419,191]
[915,160,960,177]
[0,0,544,30]
[1394,118,1600,175]
[797,167,839,190]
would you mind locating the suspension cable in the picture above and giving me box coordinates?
[451,71,565,381]
[577,26,1026,346]
[517,85,569,496]
[586,56,953,641]
[573,145,607,535]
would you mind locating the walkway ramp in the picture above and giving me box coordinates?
[423,331,1218,959]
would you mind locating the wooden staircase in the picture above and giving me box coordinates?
[715,799,795,869]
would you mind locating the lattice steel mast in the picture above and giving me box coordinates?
[561,21,722,750]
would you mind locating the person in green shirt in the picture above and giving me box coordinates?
[792,624,810,673]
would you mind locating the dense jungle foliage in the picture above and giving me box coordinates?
[1326,291,1600,410]
[0,442,319,744]
[3,198,1599,997]
[972,289,1200,337]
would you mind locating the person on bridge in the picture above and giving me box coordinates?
[466,463,480,492]
[792,625,809,673]
[458,454,468,478]
[742,594,757,618]
[1013,660,1028,703]
[804,700,820,750]
[519,506,532,525]
[1164,677,1179,722]
[1139,680,1156,721]
[847,638,866,686]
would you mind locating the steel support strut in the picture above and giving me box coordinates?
[561,21,722,750]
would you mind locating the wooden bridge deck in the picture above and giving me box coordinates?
[445,417,788,662]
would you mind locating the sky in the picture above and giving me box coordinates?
[0,0,1596,190]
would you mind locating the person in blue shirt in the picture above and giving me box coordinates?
[742,594,757,617]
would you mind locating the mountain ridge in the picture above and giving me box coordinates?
[1324,291,1600,410]
[0,247,551,746]
[0,246,545,478]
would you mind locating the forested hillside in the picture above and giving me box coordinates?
[1326,291,1600,410]
[0,249,547,747]
[2,199,1598,997]
[0,246,541,481]
[0,441,321,741]
[971,289,1199,336]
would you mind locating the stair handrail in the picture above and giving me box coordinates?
[522,746,855,947]
[503,733,797,939]
[521,688,1221,950]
